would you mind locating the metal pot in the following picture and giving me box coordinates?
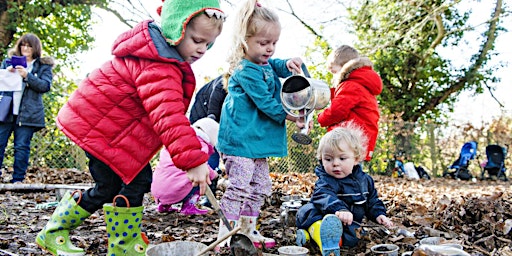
[280,200,302,227]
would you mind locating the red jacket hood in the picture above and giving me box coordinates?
[112,20,187,63]
[57,20,207,184]
[335,57,382,96]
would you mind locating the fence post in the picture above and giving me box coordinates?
[427,123,438,177]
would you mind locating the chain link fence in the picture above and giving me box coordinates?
[2,117,509,180]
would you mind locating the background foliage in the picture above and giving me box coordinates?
[0,0,509,179]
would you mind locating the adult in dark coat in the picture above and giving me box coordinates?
[0,33,53,183]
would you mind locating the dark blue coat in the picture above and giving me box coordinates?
[189,75,227,124]
[296,164,387,247]
[0,56,53,130]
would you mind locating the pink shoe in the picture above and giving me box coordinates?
[157,203,179,213]
[179,191,208,215]
[180,203,208,215]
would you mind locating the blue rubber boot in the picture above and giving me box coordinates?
[308,214,343,256]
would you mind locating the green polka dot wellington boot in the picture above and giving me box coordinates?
[35,190,91,256]
[103,195,149,256]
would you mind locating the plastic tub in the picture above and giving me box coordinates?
[419,237,445,245]
[417,244,470,256]
[278,245,309,255]
[146,241,208,256]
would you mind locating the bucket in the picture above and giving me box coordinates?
[370,244,399,256]
[145,241,208,256]
[278,245,309,256]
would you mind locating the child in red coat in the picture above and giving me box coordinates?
[35,0,226,255]
[317,45,382,161]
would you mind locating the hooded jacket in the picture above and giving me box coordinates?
[151,133,217,204]
[317,57,382,161]
[217,58,291,158]
[189,75,227,123]
[296,164,387,247]
[56,20,208,184]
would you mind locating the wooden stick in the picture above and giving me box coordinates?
[195,226,242,256]
[0,249,19,256]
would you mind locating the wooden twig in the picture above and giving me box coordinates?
[0,249,18,256]
[494,235,512,244]
[0,183,91,192]
[473,244,491,256]
[473,234,495,245]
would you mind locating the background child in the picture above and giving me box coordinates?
[189,75,227,171]
[393,151,406,177]
[188,74,228,207]
[317,45,382,162]
[35,1,225,255]
[151,117,219,215]
[295,123,393,255]
[214,0,304,249]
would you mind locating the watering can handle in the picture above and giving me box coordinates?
[301,63,311,78]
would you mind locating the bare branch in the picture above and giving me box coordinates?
[415,0,503,121]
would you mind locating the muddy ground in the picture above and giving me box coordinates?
[0,167,511,255]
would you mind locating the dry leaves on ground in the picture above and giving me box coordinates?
[0,167,511,255]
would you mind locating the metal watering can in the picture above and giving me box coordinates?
[280,64,330,144]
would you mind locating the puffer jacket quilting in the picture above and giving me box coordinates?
[56,20,208,184]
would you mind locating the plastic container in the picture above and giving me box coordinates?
[370,244,399,256]
[419,236,445,245]
[278,245,309,256]
[419,237,463,250]
[146,241,208,256]
[417,244,470,256]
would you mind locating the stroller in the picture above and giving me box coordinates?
[480,144,508,181]
[443,141,477,180]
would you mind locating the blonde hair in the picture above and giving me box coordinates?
[329,45,359,69]
[317,122,368,162]
[226,0,280,75]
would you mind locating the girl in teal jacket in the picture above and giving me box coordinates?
[214,0,304,250]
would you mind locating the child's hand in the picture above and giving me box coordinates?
[376,215,394,229]
[335,210,353,225]
[286,57,303,74]
[186,162,211,195]
[295,116,305,129]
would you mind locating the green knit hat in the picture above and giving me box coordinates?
[160,0,224,46]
